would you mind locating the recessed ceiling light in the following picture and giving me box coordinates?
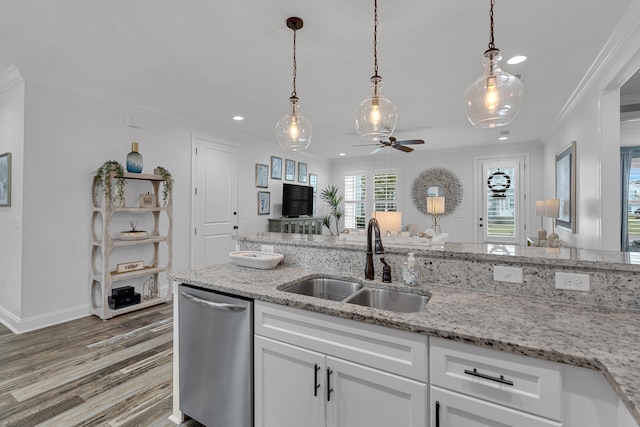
[507,55,527,65]
[232,115,244,121]
[339,153,346,156]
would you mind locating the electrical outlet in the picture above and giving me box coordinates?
[261,245,274,253]
[555,272,590,292]
[493,266,523,284]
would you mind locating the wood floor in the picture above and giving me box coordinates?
[0,301,193,427]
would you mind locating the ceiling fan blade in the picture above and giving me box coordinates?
[353,143,382,147]
[370,146,386,154]
[396,139,425,145]
[393,144,414,153]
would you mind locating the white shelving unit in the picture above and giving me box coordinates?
[91,171,173,320]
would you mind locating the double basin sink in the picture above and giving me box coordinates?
[280,277,430,313]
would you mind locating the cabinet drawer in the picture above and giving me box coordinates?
[430,337,562,421]
[431,386,562,427]
[255,301,428,381]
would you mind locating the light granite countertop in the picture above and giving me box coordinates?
[170,262,640,424]
[236,232,640,273]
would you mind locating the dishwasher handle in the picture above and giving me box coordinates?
[180,291,247,312]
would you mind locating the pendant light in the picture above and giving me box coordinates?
[354,0,398,141]
[276,17,311,151]
[464,0,523,128]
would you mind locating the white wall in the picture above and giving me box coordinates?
[4,76,330,331]
[0,67,25,326]
[541,1,640,251]
[331,142,544,244]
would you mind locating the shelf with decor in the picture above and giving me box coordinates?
[90,164,173,320]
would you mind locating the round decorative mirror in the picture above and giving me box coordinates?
[411,167,463,216]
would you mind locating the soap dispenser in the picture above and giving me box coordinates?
[402,252,419,286]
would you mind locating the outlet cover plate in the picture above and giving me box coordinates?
[555,272,590,292]
[493,266,523,284]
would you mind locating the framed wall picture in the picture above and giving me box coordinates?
[298,162,308,183]
[309,173,318,193]
[256,163,269,188]
[0,152,11,207]
[258,191,270,215]
[271,156,282,180]
[556,141,576,233]
[285,159,295,181]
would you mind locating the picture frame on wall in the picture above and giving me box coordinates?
[556,141,577,233]
[271,156,282,180]
[309,173,318,193]
[0,152,11,207]
[298,162,308,183]
[258,191,270,215]
[256,163,269,188]
[285,159,295,181]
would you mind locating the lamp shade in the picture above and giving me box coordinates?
[545,199,560,219]
[427,196,445,215]
[372,211,402,233]
[535,200,546,216]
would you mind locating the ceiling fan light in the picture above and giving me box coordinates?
[464,49,524,128]
[276,97,312,150]
[355,77,398,140]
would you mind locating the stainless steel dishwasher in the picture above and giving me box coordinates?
[178,284,253,427]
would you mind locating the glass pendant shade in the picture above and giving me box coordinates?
[276,96,311,151]
[465,49,523,128]
[355,76,398,141]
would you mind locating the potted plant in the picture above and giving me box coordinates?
[320,185,344,236]
[154,166,174,206]
[94,160,126,207]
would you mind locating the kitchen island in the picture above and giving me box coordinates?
[170,262,640,426]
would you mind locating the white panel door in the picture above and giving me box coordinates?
[192,135,238,268]
[327,356,428,427]
[254,336,326,427]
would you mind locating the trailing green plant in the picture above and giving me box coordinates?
[154,166,174,206]
[320,185,344,236]
[94,160,126,206]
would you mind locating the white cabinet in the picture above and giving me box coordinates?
[431,386,561,427]
[254,302,428,427]
[90,172,173,319]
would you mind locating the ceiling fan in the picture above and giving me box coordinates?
[354,136,425,154]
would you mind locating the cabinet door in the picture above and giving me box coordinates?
[327,356,427,427]
[255,336,326,427]
[431,386,561,427]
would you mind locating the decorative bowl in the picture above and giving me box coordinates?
[229,251,284,270]
[118,231,149,240]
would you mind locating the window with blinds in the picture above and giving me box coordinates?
[627,158,640,246]
[344,174,367,229]
[485,167,516,237]
[373,173,398,212]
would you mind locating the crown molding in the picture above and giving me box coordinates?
[0,66,24,95]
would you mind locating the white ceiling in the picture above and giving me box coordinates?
[0,0,635,159]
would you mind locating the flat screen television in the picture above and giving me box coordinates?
[282,183,313,218]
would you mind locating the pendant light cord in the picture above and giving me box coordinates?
[373,0,379,78]
[291,26,298,99]
[488,0,495,50]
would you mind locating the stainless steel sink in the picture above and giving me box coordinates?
[345,288,430,313]
[281,278,363,301]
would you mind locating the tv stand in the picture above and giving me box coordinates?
[268,217,322,235]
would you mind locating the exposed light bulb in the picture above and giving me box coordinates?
[370,98,381,126]
[288,117,299,140]
[484,75,499,111]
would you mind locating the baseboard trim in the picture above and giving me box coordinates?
[0,304,90,334]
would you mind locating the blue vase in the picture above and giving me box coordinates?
[126,142,143,173]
